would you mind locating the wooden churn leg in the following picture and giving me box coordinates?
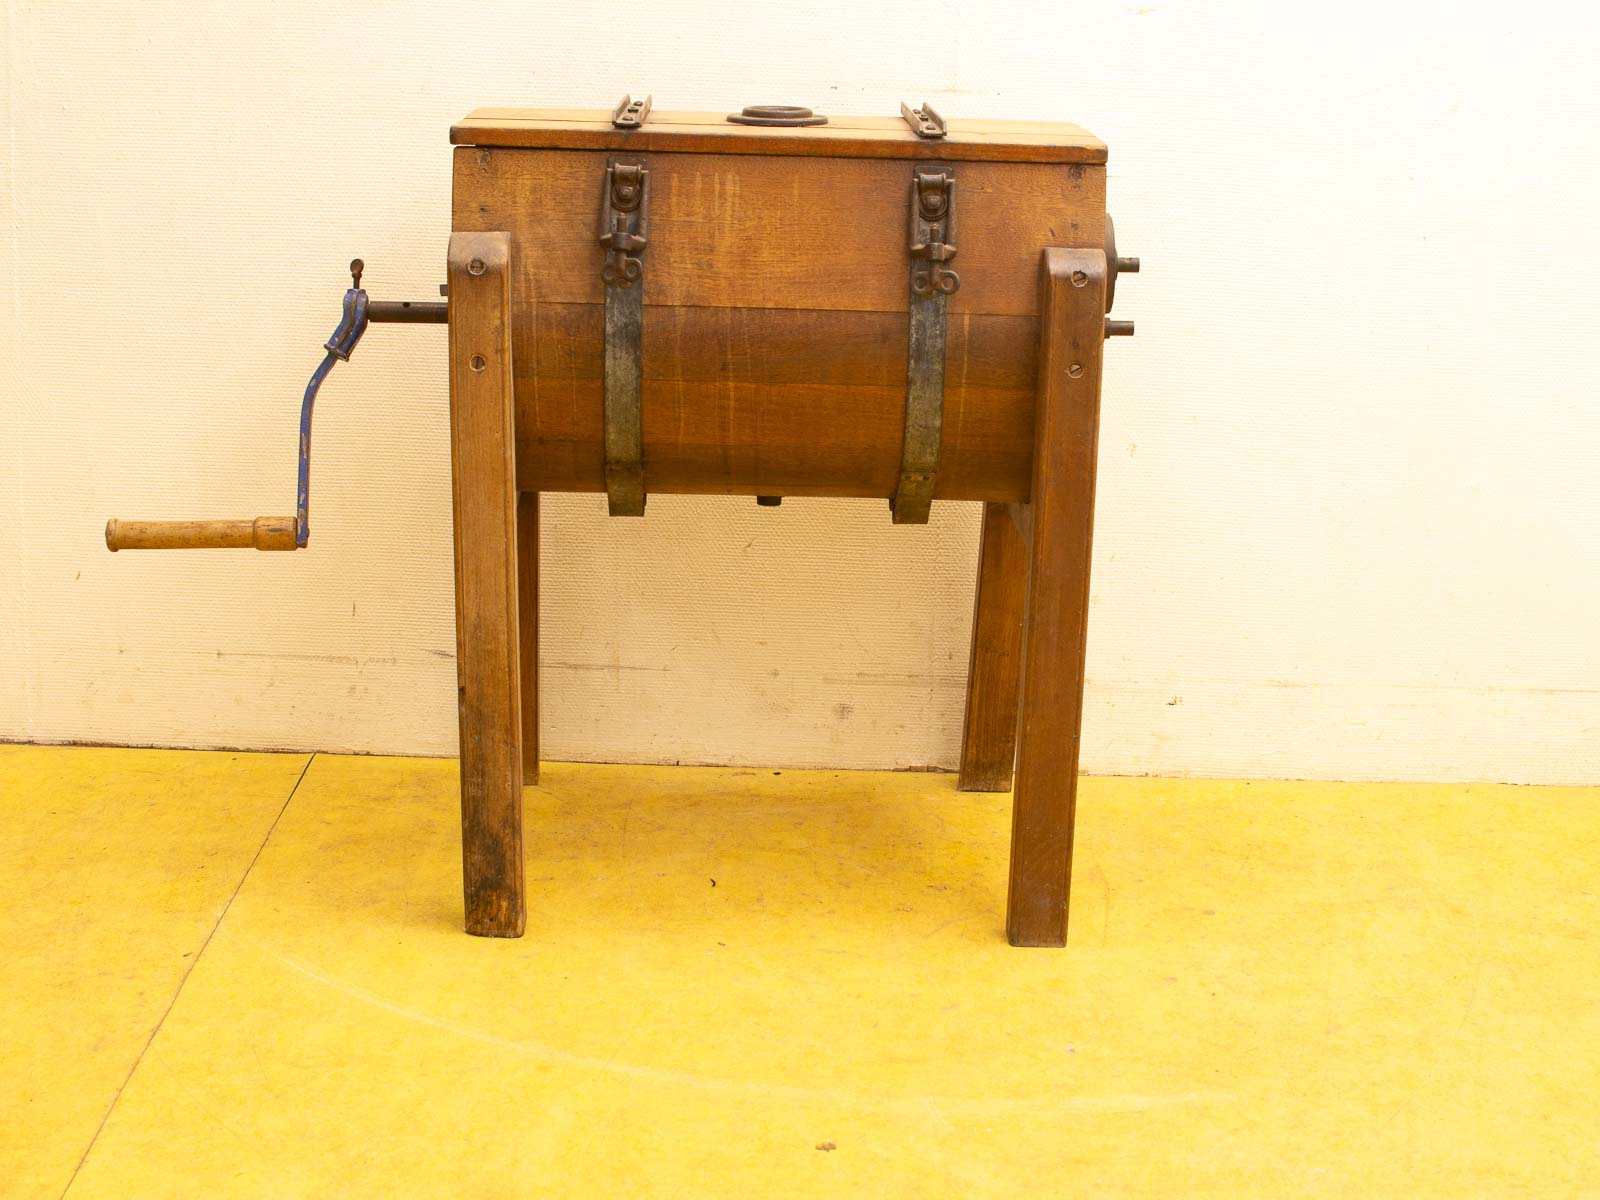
[517,492,539,786]
[958,502,1027,793]
[1004,246,1108,947]
[447,231,526,937]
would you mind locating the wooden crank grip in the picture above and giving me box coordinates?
[104,516,299,551]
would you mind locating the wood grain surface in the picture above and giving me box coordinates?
[453,147,1105,501]
[454,148,1103,315]
[507,305,1039,500]
[451,107,1107,164]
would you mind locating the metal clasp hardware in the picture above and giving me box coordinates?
[611,94,652,129]
[900,100,947,139]
[598,159,649,287]
[910,168,959,296]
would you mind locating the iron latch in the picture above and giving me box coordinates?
[910,169,959,297]
[599,160,649,286]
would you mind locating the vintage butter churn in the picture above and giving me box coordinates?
[106,98,1140,946]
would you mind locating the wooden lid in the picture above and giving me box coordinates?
[451,107,1107,165]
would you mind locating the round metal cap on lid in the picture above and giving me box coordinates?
[727,105,828,127]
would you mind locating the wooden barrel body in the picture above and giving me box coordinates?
[449,110,1107,503]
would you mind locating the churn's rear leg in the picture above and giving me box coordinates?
[447,231,525,937]
[517,492,539,786]
[959,502,1027,792]
[1005,246,1107,947]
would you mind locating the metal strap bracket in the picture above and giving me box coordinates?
[599,156,649,515]
[893,166,958,524]
[900,100,947,139]
[611,94,652,129]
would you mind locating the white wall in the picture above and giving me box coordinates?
[4,0,1598,784]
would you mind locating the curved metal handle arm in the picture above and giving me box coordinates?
[103,261,445,553]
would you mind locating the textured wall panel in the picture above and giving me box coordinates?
[4,1,1598,782]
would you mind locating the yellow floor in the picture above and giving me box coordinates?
[2,747,1596,1197]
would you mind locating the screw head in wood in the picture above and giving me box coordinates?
[1067,362,1084,378]
[470,354,486,371]
[1070,270,1087,286]
[468,258,486,276]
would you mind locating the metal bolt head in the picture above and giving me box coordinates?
[1070,270,1087,287]
[1067,362,1084,378]
[469,354,487,372]
[467,258,486,276]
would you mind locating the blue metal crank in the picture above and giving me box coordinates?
[298,261,372,546]
[105,260,446,552]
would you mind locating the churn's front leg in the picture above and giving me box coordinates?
[1005,246,1108,947]
[447,231,526,937]
[958,502,1027,792]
